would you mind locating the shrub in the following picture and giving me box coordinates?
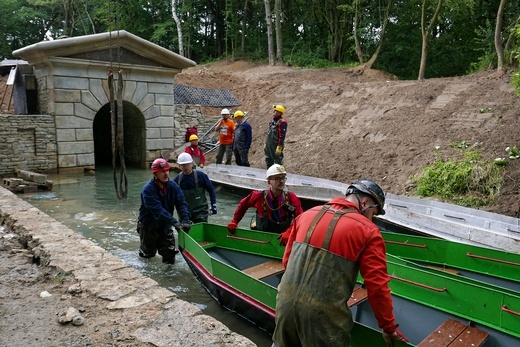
[415,150,503,207]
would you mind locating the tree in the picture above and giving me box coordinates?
[264,0,275,65]
[274,0,283,64]
[172,0,185,56]
[494,0,507,70]
[418,0,444,80]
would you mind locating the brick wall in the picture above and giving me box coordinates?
[0,114,58,176]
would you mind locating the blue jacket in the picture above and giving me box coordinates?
[138,178,190,233]
[233,121,252,151]
[172,170,217,205]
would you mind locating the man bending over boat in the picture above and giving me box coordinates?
[173,153,217,223]
[137,158,191,264]
[272,179,409,347]
[227,164,302,244]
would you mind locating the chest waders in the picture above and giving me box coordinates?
[187,147,201,166]
[274,206,360,347]
[176,171,208,223]
[255,191,293,234]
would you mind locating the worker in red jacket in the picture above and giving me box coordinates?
[227,164,302,243]
[185,134,206,168]
[273,179,408,347]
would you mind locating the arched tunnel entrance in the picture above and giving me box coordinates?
[93,101,146,168]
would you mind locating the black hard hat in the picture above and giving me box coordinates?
[345,179,386,215]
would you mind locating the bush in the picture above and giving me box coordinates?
[415,150,503,207]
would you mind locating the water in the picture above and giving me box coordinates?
[21,167,271,346]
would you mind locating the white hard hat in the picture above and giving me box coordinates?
[178,153,193,164]
[266,164,286,179]
[221,108,230,115]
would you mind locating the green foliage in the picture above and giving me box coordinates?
[415,150,503,207]
[512,25,520,96]
[286,50,357,69]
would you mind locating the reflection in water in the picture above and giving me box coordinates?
[22,167,271,346]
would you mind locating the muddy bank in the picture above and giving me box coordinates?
[0,186,255,347]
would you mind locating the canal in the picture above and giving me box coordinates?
[20,167,272,347]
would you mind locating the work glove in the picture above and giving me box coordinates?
[199,164,204,168]
[277,230,291,246]
[227,219,238,234]
[382,329,409,347]
[210,203,217,215]
[275,146,283,156]
[180,220,192,233]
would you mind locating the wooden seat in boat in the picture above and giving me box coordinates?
[417,319,489,347]
[347,287,368,307]
[243,260,284,280]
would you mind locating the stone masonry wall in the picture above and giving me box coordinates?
[0,114,58,176]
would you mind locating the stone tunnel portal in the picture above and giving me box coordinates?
[93,101,146,168]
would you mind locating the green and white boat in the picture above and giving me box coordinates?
[179,223,520,347]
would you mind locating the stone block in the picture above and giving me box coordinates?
[58,141,93,155]
[81,90,102,111]
[123,80,137,101]
[74,103,96,120]
[89,79,109,105]
[58,154,77,167]
[54,103,74,115]
[56,129,76,142]
[3,178,24,187]
[160,105,174,117]
[146,128,160,139]
[146,138,174,150]
[160,128,174,138]
[76,153,95,166]
[16,169,48,184]
[146,116,173,128]
[132,82,148,105]
[55,116,92,129]
[138,94,155,112]
[54,89,81,103]
[156,94,174,106]
[20,185,38,193]
[54,76,89,90]
[75,129,93,141]
[148,83,173,94]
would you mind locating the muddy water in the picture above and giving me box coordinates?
[21,167,271,347]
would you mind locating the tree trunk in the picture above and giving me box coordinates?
[365,0,394,69]
[418,0,443,80]
[172,0,184,56]
[274,0,283,64]
[494,0,507,70]
[353,0,364,64]
[241,0,249,55]
[264,0,275,66]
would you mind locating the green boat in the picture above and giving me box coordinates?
[179,223,520,346]
[382,231,520,292]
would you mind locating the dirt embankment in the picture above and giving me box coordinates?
[175,61,520,218]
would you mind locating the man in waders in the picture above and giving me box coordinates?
[264,104,287,169]
[227,164,302,244]
[272,179,409,347]
[173,153,217,223]
[137,158,191,264]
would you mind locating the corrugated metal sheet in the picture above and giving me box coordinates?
[174,84,240,106]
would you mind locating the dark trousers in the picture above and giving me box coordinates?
[136,221,177,263]
[216,144,233,164]
[234,147,250,166]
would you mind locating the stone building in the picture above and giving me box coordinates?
[10,30,196,173]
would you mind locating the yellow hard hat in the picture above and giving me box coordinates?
[234,110,245,118]
[189,134,199,141]
[273,105,285,115]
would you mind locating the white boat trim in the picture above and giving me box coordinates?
[203,164,520,254]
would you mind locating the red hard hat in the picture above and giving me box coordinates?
[151,158,171,172]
